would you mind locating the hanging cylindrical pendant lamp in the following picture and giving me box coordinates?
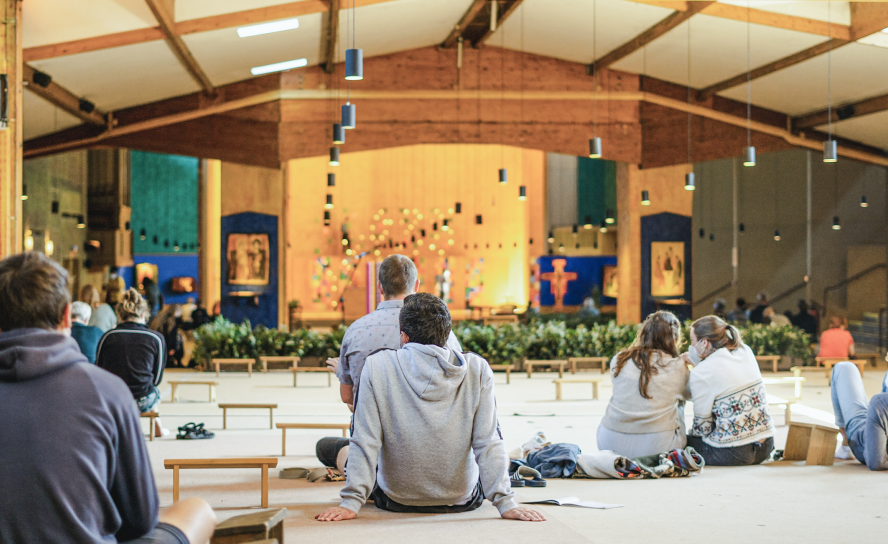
[605,209,615,224]
[823,140,837,163]
[329,147,340,166]
[572,224,579,234]
[699,228,705,238]
[774,229,781,241]
[333,123,345,144]
[342,103,356,129]
[684,172,695,191]
[709,233,715,241]
[739,223,745,233]
[599,220,607,233]
[455,202,462,214]
[641,190,650,206]
[861,195,868,208]
[832,216,841,230]
[324,211,331,226]
[475,215,483,225]
[345,49,363,81]
[583,215,592,230]
[325,194,334,209]
[21,183,27,201]
[519,186,527,200]
[327,173,336,187]
[442,219,449,231]
[743,146,756,167]
[499,168,507,184]
[589,137,602,159]
[547,231,555,244]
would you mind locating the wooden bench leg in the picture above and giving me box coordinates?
[773,360,778,373]
[293,372,298,387]
[555,382,562,401]
[149,415,155,441]
[795,380,803,400]
[223,408,227,430]
[783,425,811,461]
[570,361,576,374]
[173,466,180,503]
[342,427,348,438]
[281,428,287,456]
[248,363,253,377]
[526,365,532,379]
[592,381,599,400]
[601,361,607,374]
[172,383,179,403]
[262,360,268,373]
[558,365,564,379]
[505,369,511,384]
[807,427,837,466]
[209,385,216,403]
[215,362,220,376]
[269,408,274,430]
[261,464,269,508]
[327,372,331,387]
[785,404,792,426]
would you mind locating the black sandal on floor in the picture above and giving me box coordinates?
[510,472,526,487]
[176,422,214,440]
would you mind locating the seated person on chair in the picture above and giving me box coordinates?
[831,361,888,469]
[0,252,216,544]
[315,293,544,522]
[70,301,104,364]
[818,315,855,359]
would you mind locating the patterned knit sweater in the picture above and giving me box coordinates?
[688,343,774,447]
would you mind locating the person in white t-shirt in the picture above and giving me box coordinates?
[683,316,775,466]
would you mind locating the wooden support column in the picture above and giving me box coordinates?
[199,159,221,312]
[0,0,22,257]
[616,162,641,324]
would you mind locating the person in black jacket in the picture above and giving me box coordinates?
[791,299,818,338]
[97,288,169,437]
[0,252,216,544]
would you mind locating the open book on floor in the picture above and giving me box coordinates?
[523,497,623,509]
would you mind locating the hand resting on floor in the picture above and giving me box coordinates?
[315,505,546,522]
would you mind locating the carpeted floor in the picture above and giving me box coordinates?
[145,365,888,543]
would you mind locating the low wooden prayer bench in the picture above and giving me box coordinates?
[290,366,333,387]
[210,508,286,544]
[169,380,218,403]
[812,358,866,383]
[783,422,840,466]
[482,315,519,326]
[525,359,567,379]
[854,352,883,368]
[258,356,300,373]
[212,358,255,376]
[489,364,515,384]
[219,403,278,430]
[553,377,604,401]
[768,401,796,426]
[164,458,278,508]
[141,411,158,441]
[762,376,806,400]
[567,356,609,374]
[277,423,350,455]
[755,355,783,373]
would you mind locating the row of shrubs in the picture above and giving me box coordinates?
[191,317,813,367]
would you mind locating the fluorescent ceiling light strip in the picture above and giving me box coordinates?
[251,58,308,75]
[238,18,299,38]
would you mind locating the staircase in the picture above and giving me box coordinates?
[848,312,886,352]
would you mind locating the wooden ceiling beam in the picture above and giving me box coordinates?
[145,0,215,95]
[794,91,888,130]
[441,0,487,49]
[23,64,106,125]
[590,1,713,73]
[322,0,340,74]
[474,0,526,47]
[627,1,851,40]
[23,0,397,62]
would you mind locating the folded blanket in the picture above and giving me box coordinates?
[574,447,705,479]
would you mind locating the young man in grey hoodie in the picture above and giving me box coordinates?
[316,293,545,522]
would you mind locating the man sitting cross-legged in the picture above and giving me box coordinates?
[0,252,217,544]
[315,293,545,522]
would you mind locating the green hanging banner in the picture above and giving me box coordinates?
[577,157,617,227]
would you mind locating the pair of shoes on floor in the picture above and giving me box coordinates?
[835,444,853,460]
[510,466,546,488]
[176,422,214,440]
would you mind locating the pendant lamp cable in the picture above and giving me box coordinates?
[746,1,751,149]
[592,0,597,139]
[687,17,692,166]
[827,1,833,142]
[501,2,505,167]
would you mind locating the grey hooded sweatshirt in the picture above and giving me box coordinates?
[0,328,159,543]
[339,343,517,515]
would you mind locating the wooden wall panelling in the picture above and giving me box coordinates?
[0,0,22,256]
[616,163,641,324]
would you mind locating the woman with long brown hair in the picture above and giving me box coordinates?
[597,311,691,458]
[685,315,774,465]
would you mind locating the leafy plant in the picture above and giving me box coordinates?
[453,322,527,364]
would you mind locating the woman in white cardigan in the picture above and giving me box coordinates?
[597,311,691,458]
[684,316,775,465]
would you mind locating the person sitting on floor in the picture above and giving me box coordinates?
[0,252,216,544]
[763,307,792,327]
[315,293,544,522]
[597,311,691,458]
[70,301,103,364]
[831,361,888,468]
[684,315,775,466]
[819,315,855,359]
[96,288,170,437]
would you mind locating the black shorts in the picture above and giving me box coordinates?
[121,522,189,544]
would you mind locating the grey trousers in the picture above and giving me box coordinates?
[830,362,888,470]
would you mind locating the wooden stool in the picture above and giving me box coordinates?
[783,422,839,466]
[212,358,255,376]
[290,366,333,386]
[277,422,350,455]
[768,401,796,426]
[219,403,278,429]
[211,508,286,544]
[854,352,883,368]
[258,356,300,373]
[814,359,866,384]
[169,380,218,403]
[489,364,515,384]
[164,458,278,508]
[553,377,603,400]
[763,376,806,400]
[141,411,158,441]
[755,355,783,373]
[525,359,567,378]
[567,357,609,374]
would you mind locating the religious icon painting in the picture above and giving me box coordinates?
[227,233,270,285]
[135,263,158,292]
[650,242,684,297]
[602,265,618,298]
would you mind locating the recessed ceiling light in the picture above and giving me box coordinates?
[238,18,299,38]
[251,58,308,75]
